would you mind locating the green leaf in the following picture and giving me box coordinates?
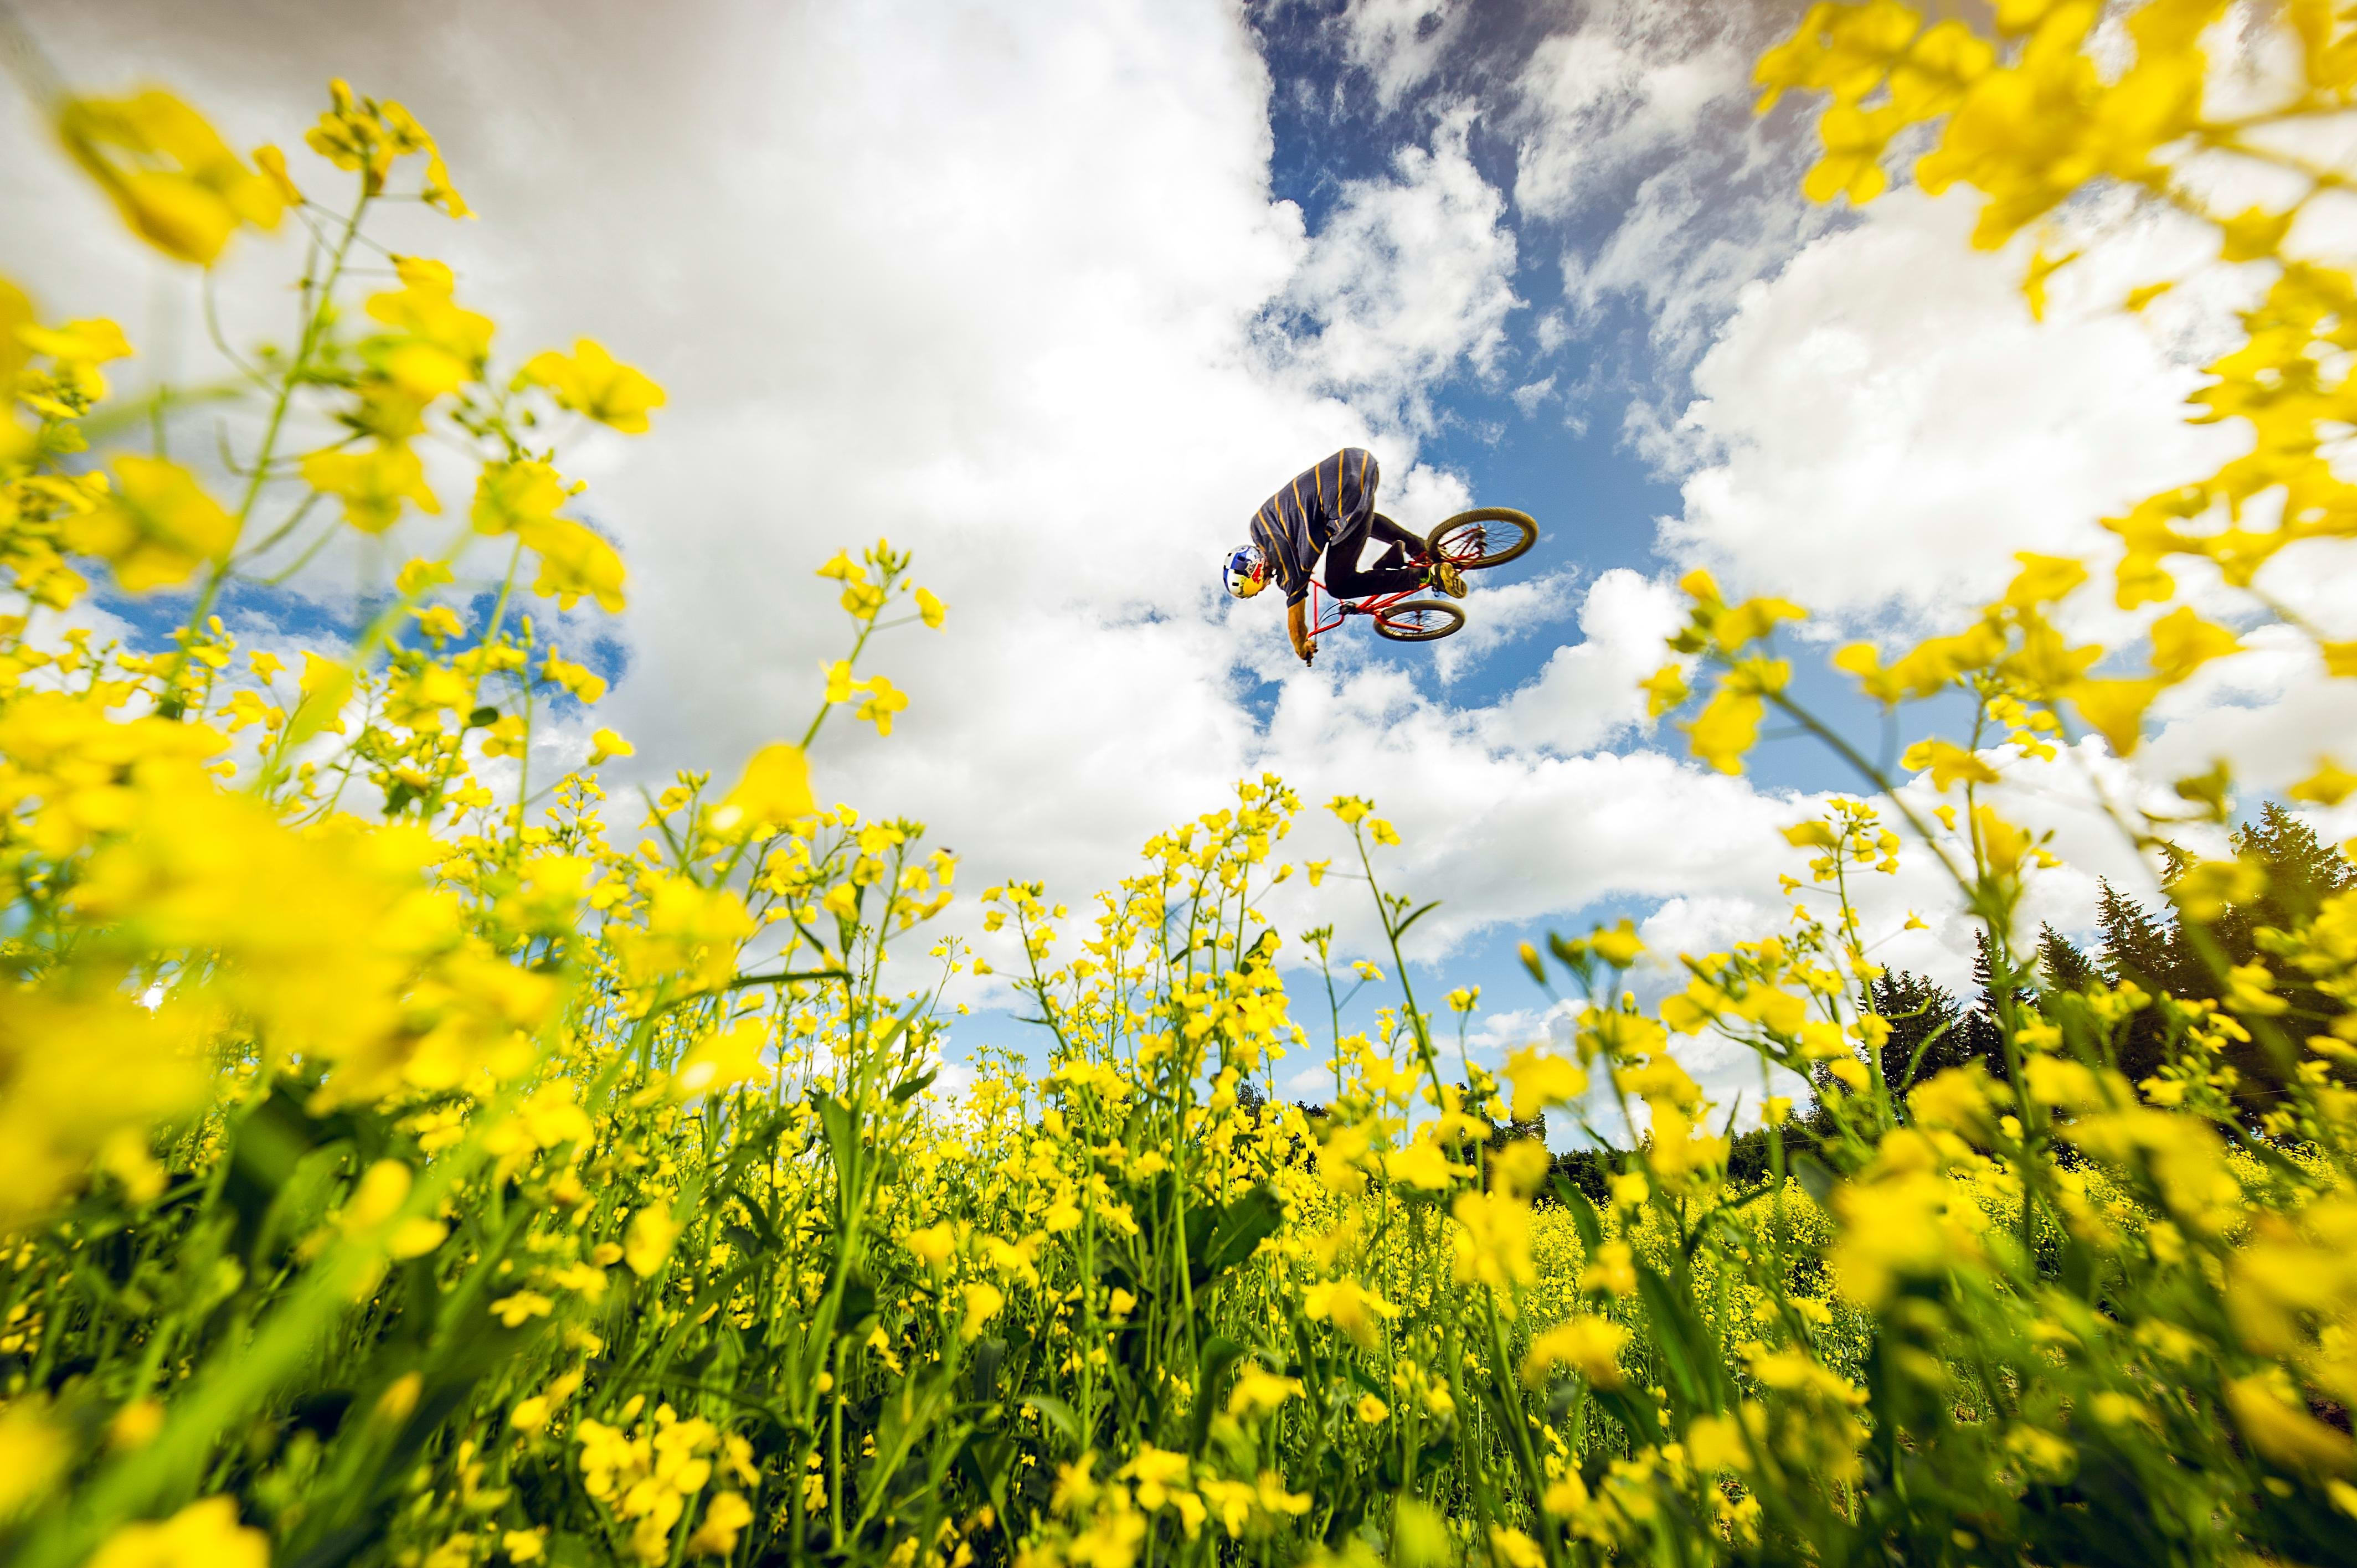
[1635,1259,1725,1417]
[1023,1393,1082,1447]
[1187,1337,1248,1455]
[1553,1175,1605,1253]
[1192,1185,1284,1288]
[1793,1153,1837,1206]
[1392,899,1443,940]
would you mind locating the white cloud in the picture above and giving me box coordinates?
[1659,189,2247,618]
[1473,568,1679,747]
[1508,0,1834,379]
[1329,0,1471,110]
[1511,1,1752,222]
[1269,103,1522,432]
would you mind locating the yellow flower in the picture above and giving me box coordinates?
[1578,1240,1636,1297]
[522,338,667,433]
[2147,604,2240,683]
[541,649,606,704]
[253,143,302,204]
[472,459,576,536]
[396,556,454,597]
[1505,1045,1587,1122]
[2224,1375,2356,1478]
[366,275,493,396]
[1301,1278,1396,1349]
[1368,817,1400,846]
[2063,675,2161,756]
[1589,919,1644,967]
[1120,1445,1192,1511]
[1450,1189,1536,1297]
[2289,759,2357,807]
[1522,1314,1629,1388]
[87,1497,269,1568]
[713,742,815,832]
[1355,1394,1390,1424]
[1641,661,1690,717]
[589,728,635,765]
[303,445,440,534]
[1489,1526,1546,1568]
[59,92,285,265]
[915,586,948,628]
[687,1493,754,1557]
[18,316,135,408]
[1799,100,1896,202]
[1685,684,1763,775]
[0,1400,68,1521]
[1491,1139,1551,1200]
[624,1208,680,1278]
[1900,737,2001,792]
[855,675,910,737]
[905,1223,956,1267]
[388,1218,449,1260]
[63,456,238,592]
[1227,1367,1304,1419]
[491,1291,554,1327]
[674,1021,768,1097]
[519,515,627,613]
[961,1281,1005,1339]
[1685,1412,1754,1474]
[1384,1136,1466,1192]
[413,605,465,642]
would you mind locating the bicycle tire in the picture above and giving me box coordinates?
[1427,507,1538,570]
[1372,600,1466,642]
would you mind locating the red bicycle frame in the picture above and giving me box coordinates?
[1303,575,1427,637]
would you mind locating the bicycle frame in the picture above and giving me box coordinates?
[1304,575,1427,637]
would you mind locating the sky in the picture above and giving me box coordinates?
[4,0,2353,1129]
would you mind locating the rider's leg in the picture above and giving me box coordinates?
[1332,514,1460,600]
[1367,514,1425,566]
[1324,534,1427,600]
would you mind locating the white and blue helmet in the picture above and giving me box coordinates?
[1223,543,1268,597]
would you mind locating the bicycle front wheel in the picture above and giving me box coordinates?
[1372,600,1465,642]
[1427,507,1537,570]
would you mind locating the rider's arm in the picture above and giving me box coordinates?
[1288,599,1314,665]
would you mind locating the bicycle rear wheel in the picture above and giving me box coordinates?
[1372,600,1465,642]
[1427,507,1537,570]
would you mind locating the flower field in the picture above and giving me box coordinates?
[5,4,2357,1566]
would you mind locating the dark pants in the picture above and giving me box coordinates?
[1326,515,1427,600]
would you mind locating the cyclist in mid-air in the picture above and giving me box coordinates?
[1224,447,1463,666]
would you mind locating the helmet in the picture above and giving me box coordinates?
[1223,543,1268,598]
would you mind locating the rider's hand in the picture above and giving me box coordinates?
[1299,638,1316,667]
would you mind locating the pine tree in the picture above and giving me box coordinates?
[2097,879,2190,1085]
[2096,880,2179,992]
[1958,931,2016,1080]
[2095,811,2356,1118]
[1867,969,1968,1094]
[2221,803,2357,943]
[2037,923,2099,993]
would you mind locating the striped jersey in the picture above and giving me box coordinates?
[1249,447,1380,606]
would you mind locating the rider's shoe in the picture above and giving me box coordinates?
[1427,559,1467,599]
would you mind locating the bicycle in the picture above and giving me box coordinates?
[1305,506,1539,643]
